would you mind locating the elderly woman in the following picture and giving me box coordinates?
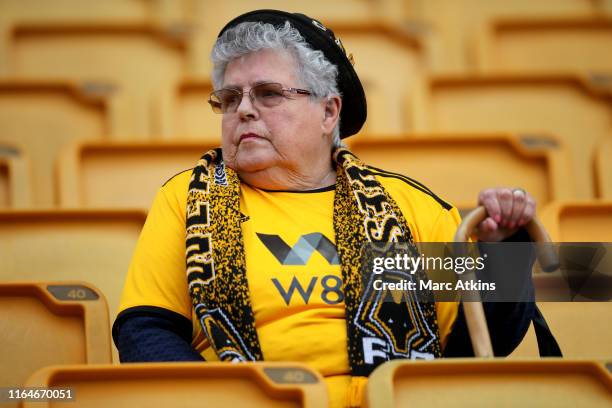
[113,10,537,408]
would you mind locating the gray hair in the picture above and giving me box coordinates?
[211,21,343,147]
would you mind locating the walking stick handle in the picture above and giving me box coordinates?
[455,207,559,271]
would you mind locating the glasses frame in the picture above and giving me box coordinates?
[208,82,312,114]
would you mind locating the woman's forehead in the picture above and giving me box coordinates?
[222,48,300,87]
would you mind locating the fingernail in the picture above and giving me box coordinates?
[494,215,501,223]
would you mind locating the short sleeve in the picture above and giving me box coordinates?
[117,180,192,320]
[426,206,463,242]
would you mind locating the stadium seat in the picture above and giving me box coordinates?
[0,0,158,24]
[0,80,110,206]
[8,22,189,137]
[363,359,612,408]
[22,362,328,408]
[540,201,612,241]
[57,140,215,208]
[0,281,111,392]
[0,1,150,76]
[511,203,612,359]
[349,133,571,210]
[411,0,598,72]
[156,79,221,141]
[595,137,612,198]
[478,16,612,74]
[0,209,146,361]
[160,21,426,138]
[512,303,612,359]
[194,0,392,42]
[0,152,30,208]
[511,274,612,359]
[418,74,612,199]
[331,22,426,135]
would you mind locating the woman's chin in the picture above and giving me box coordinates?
[234,153,277,174]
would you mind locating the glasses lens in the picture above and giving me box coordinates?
[208,98,222,114]
[210,89,242,113]
[252,83,284,107]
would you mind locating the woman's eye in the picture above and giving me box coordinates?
[260,89,282,98]
[224,95,239,105]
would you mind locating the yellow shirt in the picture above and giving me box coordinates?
[118,167,461,408]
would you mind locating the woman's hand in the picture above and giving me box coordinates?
[475,187,536,242]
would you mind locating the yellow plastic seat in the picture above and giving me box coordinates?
[9,22,189,137]
[540,201,612,241]
[408,0,598,72]
[512,204,612,359]
[349,133,570,210]
[0,80,110,206]
[510,275,612,359]
[330,22,426,135]
[157,79,221,142]
[419,74,612,199]
[58,141,215,208]
[478,17,612,74]
[0,0,160,24]
[0,281,111,394]
[198,0,383,31]
[363,359,612,408]
[595,137,612,199]
[511,303,612,360]
[0,209,146,362]
[22,362,328,408]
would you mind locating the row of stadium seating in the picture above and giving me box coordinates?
[1,0,611,74]
[1,133,610,209]
[1,14,610,132]
[0,136,603,207]
[2,281,610,408]
[0,205,610,362]
[1,76,612,205]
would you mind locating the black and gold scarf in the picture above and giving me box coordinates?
[186,147,441,377]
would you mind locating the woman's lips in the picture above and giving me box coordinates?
[239,133,263,142]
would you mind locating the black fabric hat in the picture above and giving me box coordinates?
[218,9,367,138]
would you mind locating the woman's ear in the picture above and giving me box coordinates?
[322,95,342,134]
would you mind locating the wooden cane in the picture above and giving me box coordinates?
[453,206,559,357]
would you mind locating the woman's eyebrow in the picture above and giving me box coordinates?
[222,80,277,90]
[252,80,276,86]
[221,83,242,91]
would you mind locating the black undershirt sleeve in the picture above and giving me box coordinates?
[113,306,205,362]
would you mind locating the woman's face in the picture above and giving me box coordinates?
[220,48,335,177]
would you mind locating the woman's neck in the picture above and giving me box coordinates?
[238,162,336,191]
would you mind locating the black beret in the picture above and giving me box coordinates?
[218,9,367,138]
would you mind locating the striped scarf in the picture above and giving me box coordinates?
[186,147,441,377]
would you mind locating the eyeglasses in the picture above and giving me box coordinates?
[208,82,312,114]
